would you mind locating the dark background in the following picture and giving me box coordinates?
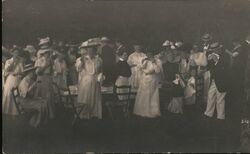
[2,0,250,50]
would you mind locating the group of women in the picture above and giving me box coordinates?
[1,34,231,127]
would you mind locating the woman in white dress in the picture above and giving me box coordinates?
[133,51,162,118]
[77,40,103,119]
[2,48,24,116]
[127,43,146,90]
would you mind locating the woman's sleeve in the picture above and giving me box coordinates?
[127,54,134,66]
[154,59,162,73]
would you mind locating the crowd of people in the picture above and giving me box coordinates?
[2,34,250,149]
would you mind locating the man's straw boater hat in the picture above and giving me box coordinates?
[209,42,223,51]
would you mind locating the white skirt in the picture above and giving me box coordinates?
[2,75,21,115]
[77,74,102,119]
[133,76,161,118]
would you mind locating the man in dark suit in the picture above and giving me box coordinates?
[100,37,116,86]
[204,42,230,120]
[226,34,250,151]
[201,33,213,53]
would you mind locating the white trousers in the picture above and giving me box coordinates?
[204,80,226,119]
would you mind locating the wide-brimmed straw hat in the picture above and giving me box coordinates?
[100,36,110,42]
[79,39,100,49]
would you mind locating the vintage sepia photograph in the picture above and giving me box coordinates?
[2,0,250,153]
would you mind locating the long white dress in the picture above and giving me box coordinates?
[2,58,23,115]
[133,58,162,118]
[127,52,146,90]
[77,55,103,119]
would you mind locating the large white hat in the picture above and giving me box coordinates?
[162,40,172,47]
[39,37,50,46]
[79,39,100,49]
[100,36,110,42]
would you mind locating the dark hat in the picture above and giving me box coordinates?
[209,42,223,51]
[202,33,212,41]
